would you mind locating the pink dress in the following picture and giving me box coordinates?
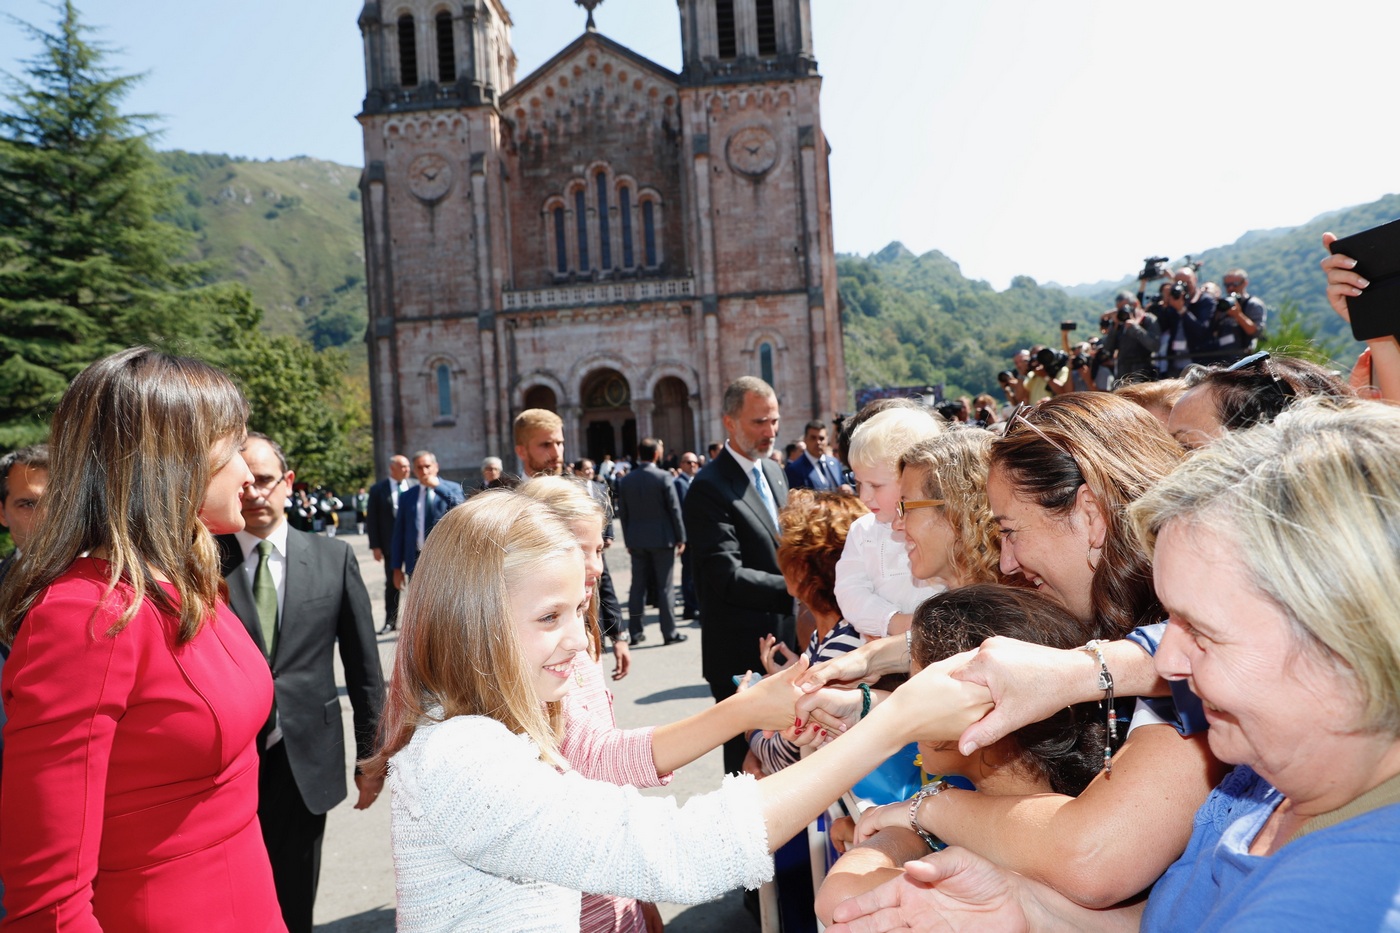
[1,559,284,932]
[561,655,672,933]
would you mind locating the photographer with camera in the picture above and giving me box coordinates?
[1028,345,1073,398]
[1057,324,1102,393]
[996,350,1031,406]
[1102,291,1161,384]
[1152,277,1211,376]
[1209,268,1266,366]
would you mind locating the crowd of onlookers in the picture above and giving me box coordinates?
[2,233,1399,933]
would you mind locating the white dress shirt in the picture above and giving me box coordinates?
[234,521,289,626]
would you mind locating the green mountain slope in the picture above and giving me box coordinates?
[157,151,367,352]
[839,244,1103,400]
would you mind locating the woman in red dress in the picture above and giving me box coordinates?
[0,347,284,931]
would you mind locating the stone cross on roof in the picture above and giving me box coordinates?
[575,0,603,31]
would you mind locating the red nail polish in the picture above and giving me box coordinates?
[794,718,803,729]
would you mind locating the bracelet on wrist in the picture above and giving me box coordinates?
[858,682,872,720]
[1079,639,1118,776]
[908,781,951,852]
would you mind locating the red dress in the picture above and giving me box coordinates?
[1,558,284,931]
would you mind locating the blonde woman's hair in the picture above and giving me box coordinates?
[847,407,942,474]
[1129,397,1400,735]
[0,347,248,645]
[363,490,580,774]
[515,475,607,659]
[898,428,1004,586]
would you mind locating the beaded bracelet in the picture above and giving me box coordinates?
[1080,639,1117,776]
[858,682,872,719]
[908,781,951,851]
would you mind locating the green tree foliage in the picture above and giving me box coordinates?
[839,243,1104,401]
[0,2,210,444]
[0,3,371,488]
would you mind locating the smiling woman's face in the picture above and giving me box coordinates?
[1151,520,1363,784]
[510,548,589,704]
[987,467,1095,624]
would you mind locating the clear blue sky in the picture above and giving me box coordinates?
[3,0,1397,290]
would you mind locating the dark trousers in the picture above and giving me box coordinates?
[679,546,697,618]
[258,740,326,933]
[628,546,678,639]
[383,566,400,627]
[707,677,750,774]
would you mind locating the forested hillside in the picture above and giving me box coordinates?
[157,151,368,354]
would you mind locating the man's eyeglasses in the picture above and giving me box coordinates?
[248,472,290,494]
[1225,351,1295,400]
[896,497,945,519]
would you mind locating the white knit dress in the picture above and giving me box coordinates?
[388,714,773,932]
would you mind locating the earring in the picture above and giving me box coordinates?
[1086,545,1100,572]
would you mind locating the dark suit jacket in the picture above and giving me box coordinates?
[389,480,465,576]
[365,477,406,554]
[785,453,845,491]
[617,462,685,549]
[218,529,384,815]
[682,449,795,684]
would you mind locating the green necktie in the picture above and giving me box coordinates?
[253,539,278,658]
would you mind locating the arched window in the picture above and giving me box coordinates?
[398,15,418,87]
[552,205,568,274]
[759,342,774,388]
[596,172,612,271]
[436,363,453,417]
[642,199,658,268]
[574,188,591,271]
[756,0,778,56]
[619,185,634,269]
[435,11,456,83]
[715,0,737,60]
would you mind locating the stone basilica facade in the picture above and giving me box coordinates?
[357,0,847,478]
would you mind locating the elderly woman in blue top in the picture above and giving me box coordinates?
[826,397,1400,932]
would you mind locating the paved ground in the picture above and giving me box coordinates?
[314,528,758,932]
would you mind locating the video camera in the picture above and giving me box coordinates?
[1138,256,1172,282]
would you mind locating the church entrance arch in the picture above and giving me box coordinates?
[580,368,636,462]
[651,376,695,456]
[522,384,558,412]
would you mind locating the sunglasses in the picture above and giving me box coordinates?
[1225,351,1296,401]
[896,497,945,519]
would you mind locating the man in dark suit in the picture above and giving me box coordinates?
[682,377,795,773]
[217,433,385,933]
[365,453,411,632]
[389,450,466,589]
[673,451,701,620]
[617,438,687,646]
[785,420,848,491]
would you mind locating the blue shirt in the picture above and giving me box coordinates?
[1143,765,1400,932]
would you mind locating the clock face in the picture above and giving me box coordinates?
[726,126,778,177]
[407,153,453,203]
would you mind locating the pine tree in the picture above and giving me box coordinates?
[0,1,215,445]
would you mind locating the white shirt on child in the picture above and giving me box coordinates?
[833,512,945,638]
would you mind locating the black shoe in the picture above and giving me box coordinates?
[630,632,647,645]
[663,633,689,645]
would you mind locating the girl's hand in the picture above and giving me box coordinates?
[829,815,857,854]
[852,802,908,845]
[759,633,801,675]
[739,655,809,733]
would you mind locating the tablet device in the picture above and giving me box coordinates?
[1329,218,1400,342]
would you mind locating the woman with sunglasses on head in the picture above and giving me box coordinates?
[0,348,283,931]
[1166,350,1350,451]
